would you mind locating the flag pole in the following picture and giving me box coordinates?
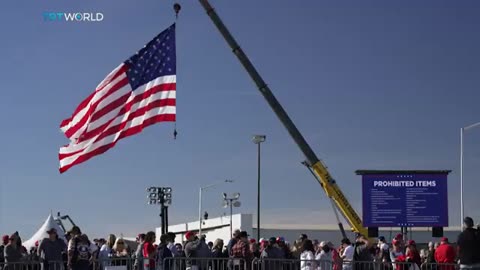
[173,3,181,140]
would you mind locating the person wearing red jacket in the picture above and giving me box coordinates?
[434,238,456,270]
[406,240,421,268]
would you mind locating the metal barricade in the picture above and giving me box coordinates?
[423,263,459,270]
[0,259,463,270]
[93,257,135,270]
[163,257,247,270]
[251,258,334,270]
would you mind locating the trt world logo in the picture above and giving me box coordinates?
[43,12,104,22]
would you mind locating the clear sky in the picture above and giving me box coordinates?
[1,0,480,239]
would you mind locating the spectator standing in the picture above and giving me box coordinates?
[249,241,260,259]
[261,237,281,270]
[37,228,67,270]
[390,239,404,270]
[316,241,333,270]
[457,217,480,269]
[261,238,281,259]
[174,244,185,258]
[166,233,178,258]
[211,239,227,270]
[231,231,252,270]
[341,238,354,270]
[196,236,211,270]
[405,241,421,270]
[142,232,156,270]
[353,235,373,270]
[0,235,8,270]
[227,230,241,257]
[434,238,456,270]
[422,242,436,270]
[98,234,116,267]
[4,234,22,270]
[300,239,316,270]
[134,234,145,270]
[156,235,172,270]
[184,231,200,270]
[68,233,97,270]
[112,238,129,265]
[277,237,292,259]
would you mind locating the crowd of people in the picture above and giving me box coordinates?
[2,217,480,270]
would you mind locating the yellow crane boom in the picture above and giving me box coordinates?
[198,0,369,237]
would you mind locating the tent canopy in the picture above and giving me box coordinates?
[23,214,66,250]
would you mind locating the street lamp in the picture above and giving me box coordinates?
[146,187,172,235]
[223,192,241,238]
[252,135,266,241]
[198,180,234,236]
[460,121,480,227]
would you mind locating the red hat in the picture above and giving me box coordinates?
[394,233,403,240]
[2,235,9,244]
[35,241,39,247]
[441,237,448,242]
[249,239,256,244]
[407,240,416,246]
[185,231,196,239]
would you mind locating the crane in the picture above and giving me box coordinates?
[197,0,369,237]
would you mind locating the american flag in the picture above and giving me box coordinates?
[59,24,176,173]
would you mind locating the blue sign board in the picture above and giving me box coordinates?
[362,174,448,227]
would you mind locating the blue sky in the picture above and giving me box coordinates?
[1,0,480,239]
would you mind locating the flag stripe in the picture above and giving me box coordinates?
[59,113,176,173]
[87,81,176,132]
[60,95,176,155]
[60,102,176,158]
[60,64,127,134]
[80,90,176,143]
[59,107,176,167]
[62,73,129,140]
[77,76,176,142]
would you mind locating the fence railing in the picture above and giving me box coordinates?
[163,257,248,270]
[0,258,462,270]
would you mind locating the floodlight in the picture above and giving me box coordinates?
[252,135,266,144]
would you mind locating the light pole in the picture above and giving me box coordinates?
[146,187,172,235]
[460,121,480,227]
[223,193,241,237]
[252,135,266,241]
[199,180,234,236]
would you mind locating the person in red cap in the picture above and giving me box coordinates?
[434,237,456,270]
[1,235,8,246]
[393,234,405,253]
[184,231,200,269]
[390,239,405,270]
[406,240,421,269]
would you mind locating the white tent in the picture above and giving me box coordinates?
[23,214,67,250]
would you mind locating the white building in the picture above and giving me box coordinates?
[156,213,461,246]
